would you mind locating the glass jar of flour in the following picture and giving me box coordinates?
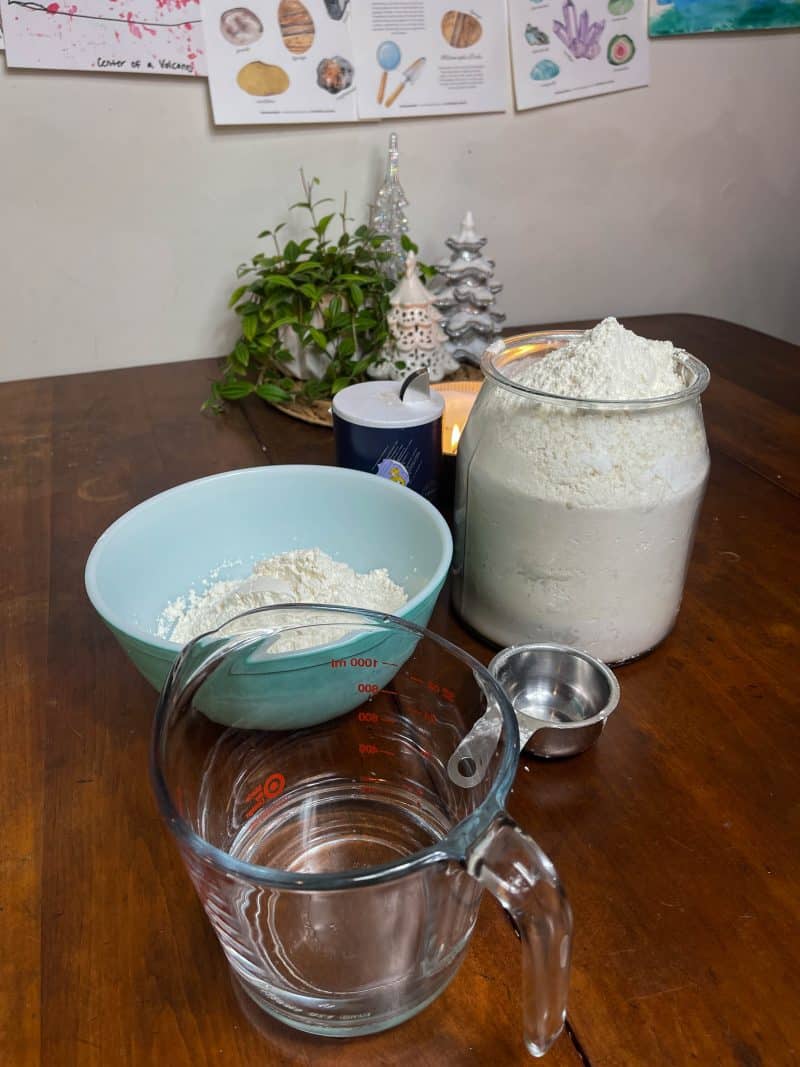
[452,326,711,663]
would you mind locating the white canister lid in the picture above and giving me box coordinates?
[332,377,444,430]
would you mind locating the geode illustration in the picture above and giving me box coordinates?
[316,56,354,94]
[607,33,635,64]
[553,0,605,59]
[220,7,263,46]
[323,0,350,19]
[441,10,483,47]
[531,58,560,80]
[237,61,290,95]
[278,0,315,54]
[525,23,550,44]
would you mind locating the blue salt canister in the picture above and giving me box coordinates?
[332,370,444,502]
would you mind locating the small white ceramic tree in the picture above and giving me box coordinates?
[369,251,460,382]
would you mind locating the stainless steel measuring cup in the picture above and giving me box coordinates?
[489,643,621,759]
[150,605,572,1057]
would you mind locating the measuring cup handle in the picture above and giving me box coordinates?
[466,813,572,1058]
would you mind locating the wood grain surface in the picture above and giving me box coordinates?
[1,315,797,1066]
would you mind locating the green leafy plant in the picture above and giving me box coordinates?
[208,173,429,411]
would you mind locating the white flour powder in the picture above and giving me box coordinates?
[454,318,710,662]
[519,317,685,401]
[159,548,407,649]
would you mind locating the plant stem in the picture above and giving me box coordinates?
[300,169,318,229]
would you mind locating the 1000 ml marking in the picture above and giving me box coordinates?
[330,657,380,669]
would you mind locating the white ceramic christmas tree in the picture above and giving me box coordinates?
[369,133,409,279]
[432,211,505,365]
[369,251,460,382]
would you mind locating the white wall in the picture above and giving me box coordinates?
[1,30,799,382]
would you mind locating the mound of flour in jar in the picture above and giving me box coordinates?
[519,317,685,400]
[454,317,710,662]
[158,548,407,649]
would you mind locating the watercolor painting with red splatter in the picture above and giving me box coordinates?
[0,0,206,74]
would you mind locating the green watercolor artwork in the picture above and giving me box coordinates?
[649,0,800,34]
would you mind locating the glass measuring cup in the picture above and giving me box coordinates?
[150,605,572,1057]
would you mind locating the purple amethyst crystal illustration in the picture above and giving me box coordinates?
[553,0,605,59]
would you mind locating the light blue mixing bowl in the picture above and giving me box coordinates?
[85,465,453,701]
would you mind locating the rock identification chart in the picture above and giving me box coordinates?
[351,0,508,119]
[203,0,358,124]
[508,0,648,109]
[0,0,206,74]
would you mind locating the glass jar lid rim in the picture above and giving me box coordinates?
[482,330,711,409]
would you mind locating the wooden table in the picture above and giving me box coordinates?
[2,315,798,1066]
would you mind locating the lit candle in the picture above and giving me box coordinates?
[432,381,481,456]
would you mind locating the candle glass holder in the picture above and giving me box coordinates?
[432,380,482,518]
[432,381,482,457]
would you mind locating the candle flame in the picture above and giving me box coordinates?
[450,423,462,452]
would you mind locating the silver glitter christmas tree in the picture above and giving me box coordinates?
[369,133,409,279]
[432,211,505,365]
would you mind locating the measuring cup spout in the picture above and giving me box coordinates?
[466,813,572,1057]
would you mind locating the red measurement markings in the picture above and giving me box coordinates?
[417,709,437,725]
[358,744,394,758]
[358,711,379,723]
[360,774,383,795]
[408,674,455,703]
[244,772,286,818]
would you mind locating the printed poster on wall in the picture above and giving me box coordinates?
[350,0,509,119]
[0,0,206,74]
[508,0,648,110]
[202,0,358,124]
[202,0,508,126]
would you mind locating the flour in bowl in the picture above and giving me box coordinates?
[158,548,407,648]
